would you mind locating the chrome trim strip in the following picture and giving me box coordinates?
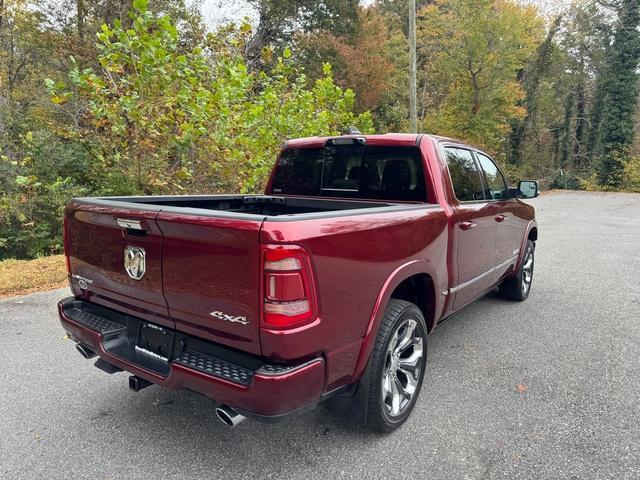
[448,254,519,295]
[116,218,143,230]
[255,358,323,377]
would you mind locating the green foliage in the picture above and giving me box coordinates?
[50,10,371,196]
[2,2,369,259]
[5,0,640,261]
[622,156,640,192]
[0,125,89,259]
[549,171,581,191]
[52,3,216,194]
[243,0,360,69]
[597,0,640,186]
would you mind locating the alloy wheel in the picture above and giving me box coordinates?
[381,318,425,418]
[522,249,534,295]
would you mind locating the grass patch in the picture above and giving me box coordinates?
[0,255,68,298]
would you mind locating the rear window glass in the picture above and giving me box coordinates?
[270,147,324,196]
[271,144,428,202]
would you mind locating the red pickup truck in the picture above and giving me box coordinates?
[58,133,538,432]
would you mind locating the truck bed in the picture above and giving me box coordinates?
[75,194,424,220]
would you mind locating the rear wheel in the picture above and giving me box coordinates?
[365,299,427,432]
[499,239,535,301]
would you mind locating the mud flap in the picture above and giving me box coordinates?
[323,354,373,427]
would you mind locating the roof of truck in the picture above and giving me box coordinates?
[284,133,469,149]
[285,133,419,148]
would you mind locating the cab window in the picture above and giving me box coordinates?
[271,144,428,202]
[475,153,510,200]
[444,147,485,202]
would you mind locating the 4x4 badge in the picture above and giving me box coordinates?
[209,311,249,326]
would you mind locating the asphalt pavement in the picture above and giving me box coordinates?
[1,191,639,479]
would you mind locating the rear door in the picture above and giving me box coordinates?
[442,147,498,308]
[65,200,172,328]
[157,211,265,355]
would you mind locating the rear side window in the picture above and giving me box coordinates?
[476,153,510,200]
[271,144,428,202]
[444,147,485,202]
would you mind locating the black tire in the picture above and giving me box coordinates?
[499,239,535,301]
[364,299,428,433]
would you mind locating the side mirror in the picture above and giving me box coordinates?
[518,180,539,199]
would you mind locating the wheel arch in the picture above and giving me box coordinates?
[389,274,436,333]
[350,260,444,382]
[515,220,538,271]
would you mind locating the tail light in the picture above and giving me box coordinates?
[63,215,71,274]
[262,245,317,328]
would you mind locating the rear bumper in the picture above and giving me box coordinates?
[58,297,325,419]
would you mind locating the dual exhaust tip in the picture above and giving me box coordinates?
[76,343,245,427]
[76,343,96,359]
[215,405,246,427]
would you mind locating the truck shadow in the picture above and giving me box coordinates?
[82,291,503,476]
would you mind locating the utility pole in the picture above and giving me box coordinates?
[409,0,418,133]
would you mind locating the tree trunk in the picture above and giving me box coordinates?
[560,92,574,171]
[507,15,562,166]
[597,0,640,186]
[77,0,85,40]
[573,84,586,169]
[470,73,480,115]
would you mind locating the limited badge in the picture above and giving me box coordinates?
[124,246,146,280]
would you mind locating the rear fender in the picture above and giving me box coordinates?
[350,259,443,382]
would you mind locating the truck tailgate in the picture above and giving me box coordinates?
[65,200,172,328]
[156,212,264,356]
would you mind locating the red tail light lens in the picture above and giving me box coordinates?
[262,245,316,328]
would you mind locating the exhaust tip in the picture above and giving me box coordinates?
[76,343,96,359]
[216,405,246,427]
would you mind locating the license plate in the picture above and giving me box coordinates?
[136,322,173,360]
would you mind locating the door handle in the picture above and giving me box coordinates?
[116,218,144,230]
[495,215,507,223]
[116,218,149,237]
[460,221,477,231]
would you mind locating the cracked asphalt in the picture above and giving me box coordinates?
[1,191,639,479]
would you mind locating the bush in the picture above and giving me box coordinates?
[622,156,640,192]
[2,1,372,260]
[0,127,89,259]
[49,1,372,196]
[549,171,581,190]
[580,156,640,193]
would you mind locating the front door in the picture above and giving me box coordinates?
[442,147,498,308]
[475,152,523,275]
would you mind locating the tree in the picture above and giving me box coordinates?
[417,0,544,155]
[597,0,640,187]
[49,0,372,195]
[506,14,562,167]
[244,0,358,70]
[298,8,396,113]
